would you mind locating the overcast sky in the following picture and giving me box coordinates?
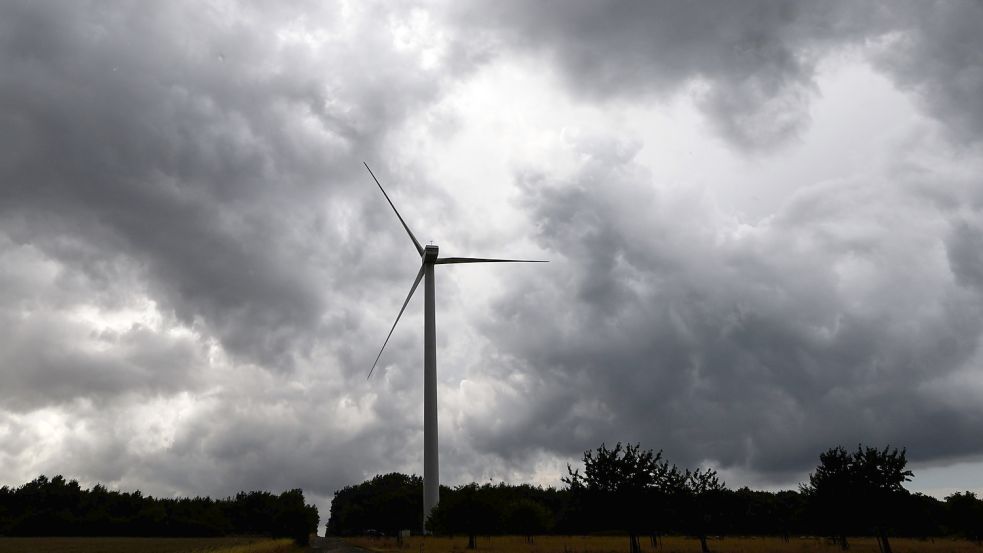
[2,0,983,521]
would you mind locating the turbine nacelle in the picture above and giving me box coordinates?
[423,244,439,263]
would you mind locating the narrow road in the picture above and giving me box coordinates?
[309,536,370,552]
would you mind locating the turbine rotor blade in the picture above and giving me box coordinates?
[435,257,549,265]
[364,162,424,256]
[368,263,425,379]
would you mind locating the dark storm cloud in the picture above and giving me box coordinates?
[3,0,982,514]
[1,1,327,369]
[0,0,483,511]
[0,0,461,376]
[873,1,983,145]
[470,139,983,480]
[0,232,208,410]
[451,1,885,151]
[428,0,983,479]
[948,219,983,293]
[453,0,983,151]
[0,312,205,410]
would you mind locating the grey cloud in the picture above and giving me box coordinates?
[0,234,206,411]
[947,219,983,293]
[0,0,469,373]
[873,1,983,145]
[453,0,983,151]
[469,138,983,480]
[0,313,205,411]
[451,1,888,151]
[0,0,484,515]
[2,0,982,520]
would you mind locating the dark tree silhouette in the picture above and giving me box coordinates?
[684,468,726,553]
[327,473,422,536]
[802,446,854,549]
[320,442,981,544]
[945,492,983,543]
[851,446,913,553]
[802,445,913,552]
[564,442,680,553]
[427,483,498,549]
[0,475,318,543]
[505,498,552,543]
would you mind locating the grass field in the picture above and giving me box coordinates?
[346,535,983,553]
[0,537,300,553]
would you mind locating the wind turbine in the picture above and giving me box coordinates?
[363,162,546,532]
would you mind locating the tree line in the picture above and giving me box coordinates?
[328,443,983,552]
[0,475,319,545]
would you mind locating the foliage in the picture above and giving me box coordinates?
[945,491,983,542]
[801,445,913,551]
[563,443,686,553]
[504,498,553,541]
[801,446,854,547]
[328,441,979,549]
[427,483,498,548]
[0,476,319,545]
[425,482,561,545]
[682,467,726,553]
[0,536,291,553]
[327,473,423,536]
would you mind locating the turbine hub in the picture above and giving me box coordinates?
[423,244,439,263]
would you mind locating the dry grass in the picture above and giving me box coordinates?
[346,535,983,553]
[202,538,300,553]
[0,537,301,553]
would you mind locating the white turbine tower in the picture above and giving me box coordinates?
[363,162,546,532]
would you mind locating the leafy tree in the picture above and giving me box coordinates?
[683,468,726,553]
[564,442,681,553]
[12,442,976,546]
[773,489,807,540]
[0,474,318,543]
[802,445,913,551]
[505,498,553,543]
[227,491,277,535]
[802,445,854,549]
[945,492,983,543]
[327,473,422,536]
[427,483,498,549]
[851,446,913,553]
[895,492,944,539]
[272,489,319,545]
